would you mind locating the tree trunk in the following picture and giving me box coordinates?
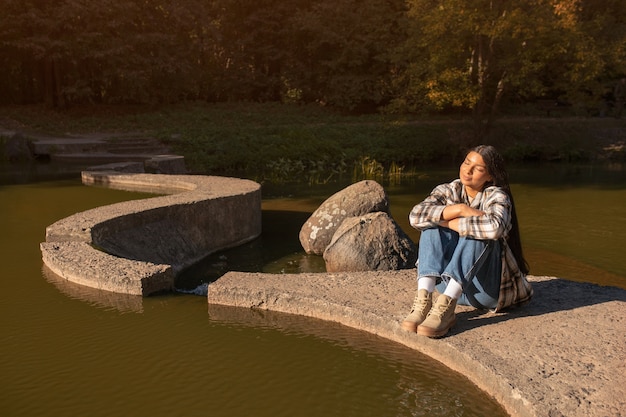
[43,57,65,108]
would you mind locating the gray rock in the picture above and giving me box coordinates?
[299,180,389,255]
[323,211,417,272]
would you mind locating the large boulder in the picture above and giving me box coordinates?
[323,212,417,272]
[299,180,389,255]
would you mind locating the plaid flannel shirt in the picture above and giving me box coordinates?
[409,179,533,311]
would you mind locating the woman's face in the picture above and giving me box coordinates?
[459,151,493,195]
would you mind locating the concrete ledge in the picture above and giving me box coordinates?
[207,271,626,417]
[41,172,262,295]
[40,241,174,296]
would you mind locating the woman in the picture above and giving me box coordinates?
[401,145,532,338]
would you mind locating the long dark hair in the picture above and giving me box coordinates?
[472,145,530,274]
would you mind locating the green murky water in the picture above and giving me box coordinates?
[237,163,626,289]
[1,161,624,417]
[0,177,507,417]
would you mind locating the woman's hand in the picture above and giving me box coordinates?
[441,204,485,221]
[439,204,485,232]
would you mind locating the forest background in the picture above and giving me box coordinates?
[1,0,625,179]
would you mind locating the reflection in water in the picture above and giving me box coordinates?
[3,162,624,417]
[180,165,626,291]
[175,209,326,290]
[42,265,144,313]
[206,304,507,417]
[1,177,508,417]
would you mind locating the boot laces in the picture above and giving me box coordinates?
[411,294,429,314]
[431,298,451,318]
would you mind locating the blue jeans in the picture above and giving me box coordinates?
[417,227,501,309]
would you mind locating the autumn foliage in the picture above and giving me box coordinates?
[1,0,624,126]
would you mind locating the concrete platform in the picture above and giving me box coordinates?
[207,270,626,417]
[41,172,262,295]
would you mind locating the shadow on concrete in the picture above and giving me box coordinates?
[453,278,626,334]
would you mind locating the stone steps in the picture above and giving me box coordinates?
[31,135,171,160]
[25,133,187,174]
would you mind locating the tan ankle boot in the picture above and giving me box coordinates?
[417,294,457,338]
[401,289,432,332]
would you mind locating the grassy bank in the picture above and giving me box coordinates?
[1,102,625,183]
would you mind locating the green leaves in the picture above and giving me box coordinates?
[394,0,626,130]
[1,0,624,117]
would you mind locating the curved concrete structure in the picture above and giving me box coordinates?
[41,171,262,295]
[207,270,626,417]
[39,170,625,417]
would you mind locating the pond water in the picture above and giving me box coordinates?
[191,162,626,290]
[1,161,624,417]
[0,175,507,417]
